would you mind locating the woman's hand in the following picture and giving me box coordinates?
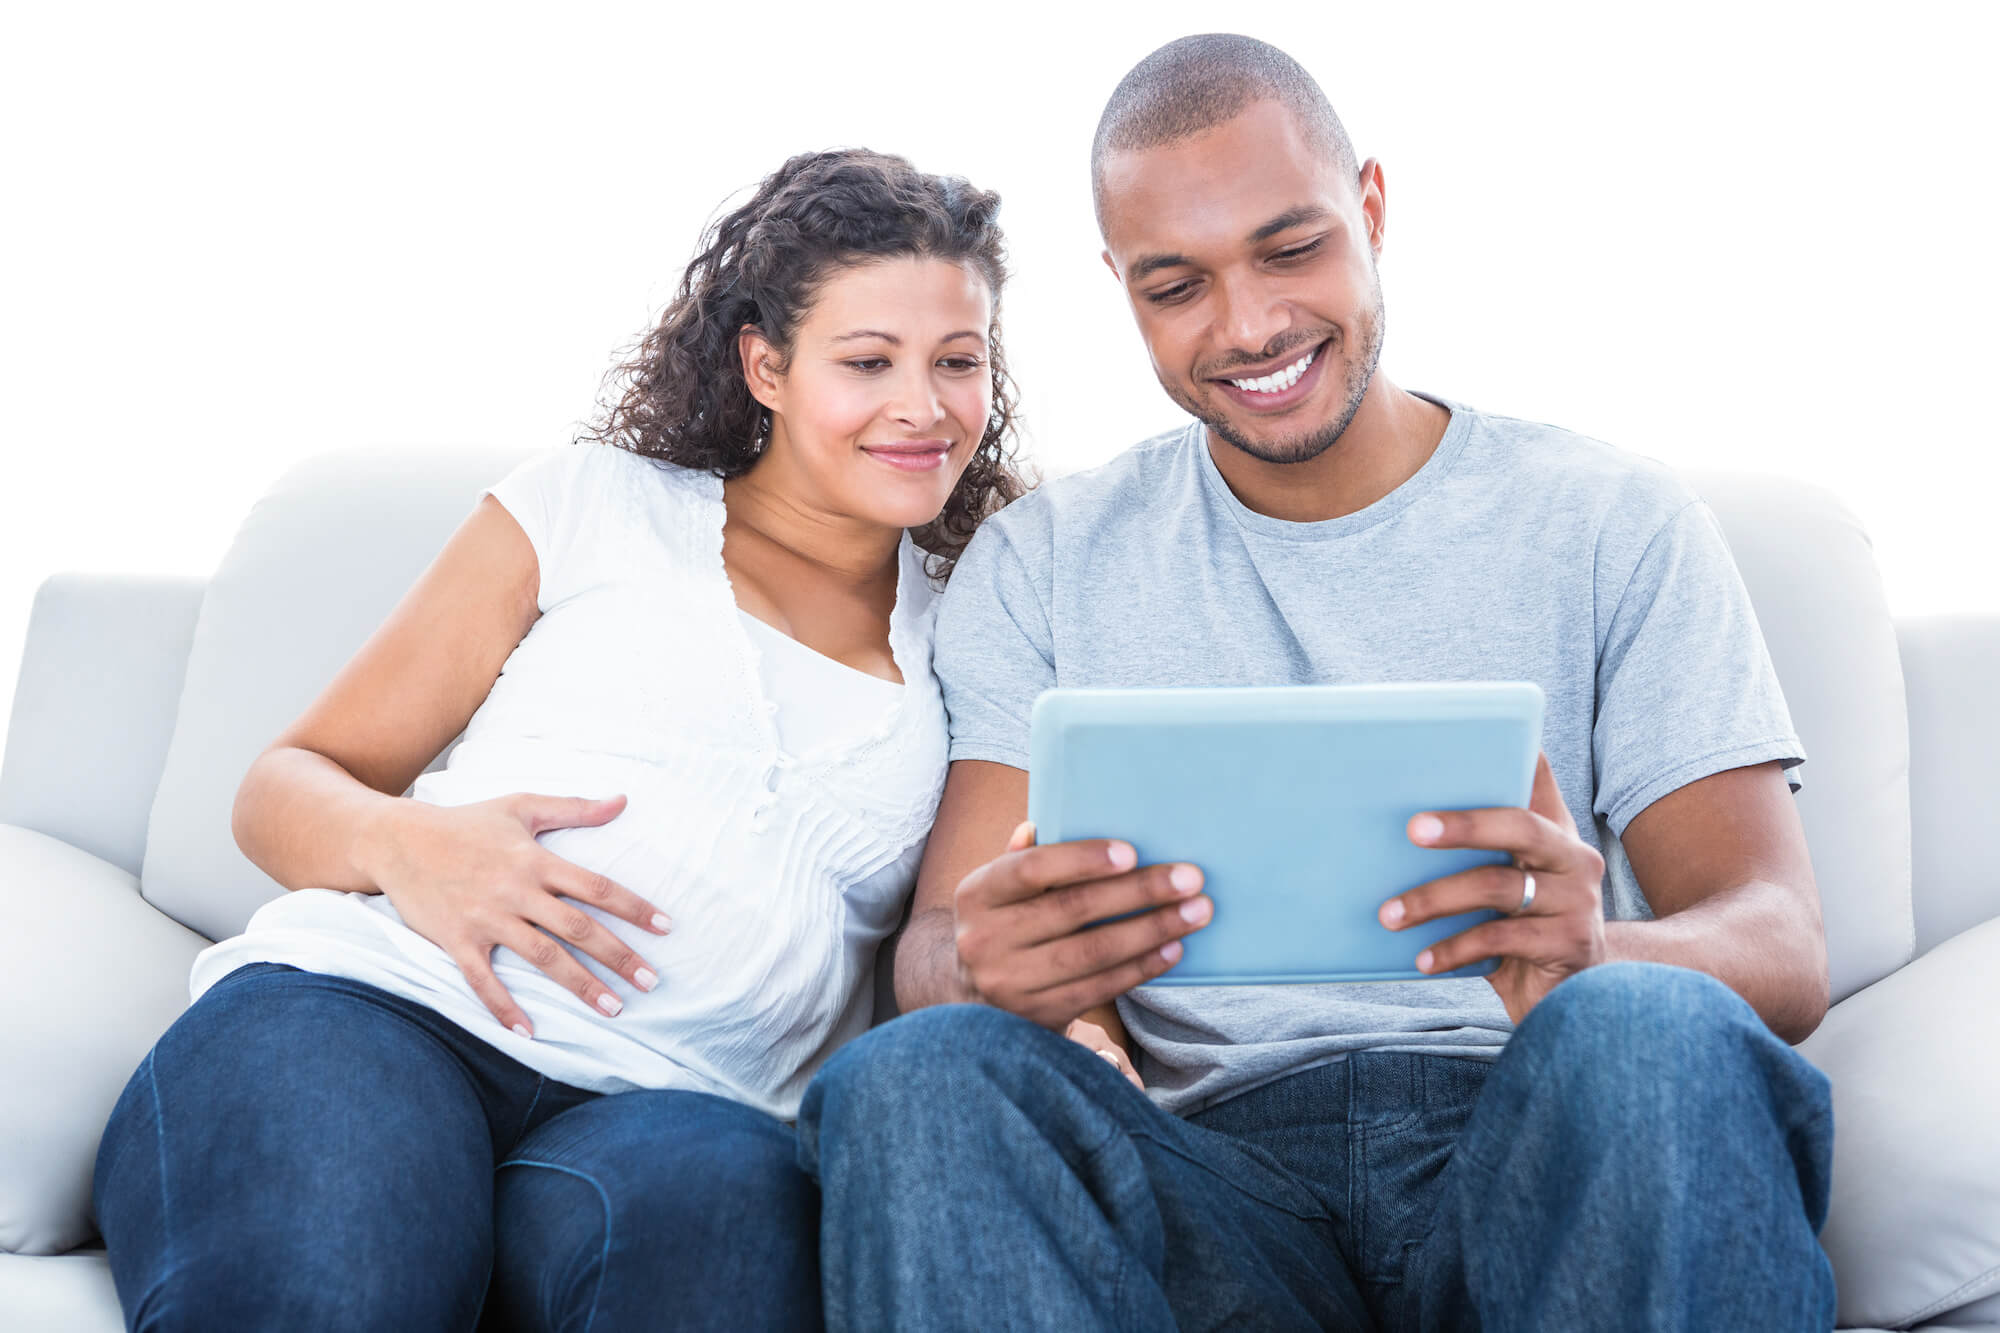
[357,792,670,1036]
[1065,1013,1145,1091]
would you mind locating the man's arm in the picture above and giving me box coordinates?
[1390,757,1828,1044]
[1608,760,1829,1042]
[893,761,1020,1012]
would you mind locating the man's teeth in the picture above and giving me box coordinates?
[1228,346,1317,394]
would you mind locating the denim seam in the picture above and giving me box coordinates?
[144,1052,181,1324]
[495,1159,613,1332]
[518,1076,547,1143]
[1123,1126,1330,1223]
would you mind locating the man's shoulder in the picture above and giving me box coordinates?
[985,420,1199,539]
[1456,401,1701,533]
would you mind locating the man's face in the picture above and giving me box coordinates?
[1099,99,1386,464]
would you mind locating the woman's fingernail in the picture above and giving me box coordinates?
[1416,951,1435,972]
[1411,815,1444,844]
[1169,864,1202,894]
[1382,899,1406,926]
[634,968,658,992]
[1180,897,1212,925]
[597,993,623,1016]
[651,913,673,933]
[511,1023,533,1039]
[1160,940,1183,963]
[1108,841,1137,871]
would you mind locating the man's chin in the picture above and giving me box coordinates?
[1203,412,1343,466]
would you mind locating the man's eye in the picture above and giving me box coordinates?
[1274,239,1324,263]
[1146,282,1195,305]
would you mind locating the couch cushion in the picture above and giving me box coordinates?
[1801,915,2000,1329]
[1897,614,2000,956]
[0,1250,125,1333]
[1685,471,1913,1002]
[140,446,536,941]
[0,827,208,1255]
[0,575,207,879]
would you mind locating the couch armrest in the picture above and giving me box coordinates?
[0,824,209,1255]
[1801,915,2000,1329]
[0,574,207,878]
[1898,614,2000,955]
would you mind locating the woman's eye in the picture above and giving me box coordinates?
[940,357,985,372]
[845,358,890,373]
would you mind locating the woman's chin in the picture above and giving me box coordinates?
[848,481,961,532]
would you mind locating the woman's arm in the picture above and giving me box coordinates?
[230,494,670,1034]
[1066,1002,1143,1090]
[231,494,538,888]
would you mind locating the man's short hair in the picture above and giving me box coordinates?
[1091,34,1358,231]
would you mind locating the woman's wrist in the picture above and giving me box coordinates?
[346,792,417,894]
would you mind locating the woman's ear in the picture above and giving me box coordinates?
[737,325,783,412]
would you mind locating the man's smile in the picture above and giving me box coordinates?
[1206,336,1333,412]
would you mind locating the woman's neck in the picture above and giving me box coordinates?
[721,461,903,592]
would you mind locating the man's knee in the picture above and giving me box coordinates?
[799,1003,1081,1163]
[1506,962,1828,1129]
[1520,961,1756,1061]
[812,1004,1060,1109]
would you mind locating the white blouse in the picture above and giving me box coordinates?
[189,444,950,1120]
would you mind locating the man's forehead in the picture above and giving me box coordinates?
[1098,100,1346,266]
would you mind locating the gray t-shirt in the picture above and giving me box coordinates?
[933,394,1805,1116]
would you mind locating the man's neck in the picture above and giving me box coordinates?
[1203,375,1451,524]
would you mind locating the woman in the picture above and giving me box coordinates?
[92,148,1025,1332]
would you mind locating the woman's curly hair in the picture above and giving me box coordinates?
[579,148,1028,578]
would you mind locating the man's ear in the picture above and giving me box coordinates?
[1100,248,1121,282]
[737,325,783,411]
[1357,158,1387,257]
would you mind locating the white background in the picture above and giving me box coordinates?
[3,2,1995,762]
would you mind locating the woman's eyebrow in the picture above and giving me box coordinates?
[828,330,986,345]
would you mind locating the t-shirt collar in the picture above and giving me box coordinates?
[1191,390,1474,543]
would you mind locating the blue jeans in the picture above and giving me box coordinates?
[797,962,1836,1332]
[92,962,821,1332]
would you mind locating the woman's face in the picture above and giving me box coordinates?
[741,256,994,532]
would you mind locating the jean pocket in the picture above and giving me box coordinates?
[1355,1113,1470,1285]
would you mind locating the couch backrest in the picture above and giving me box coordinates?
[140,449,1920,1006]
[141,445,537,940]
[1684,471,1914,1001]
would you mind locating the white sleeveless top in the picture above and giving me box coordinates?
[189,444,950,1120]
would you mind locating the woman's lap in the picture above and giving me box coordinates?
[489,1089,823,1333]
[95,963,820,1332]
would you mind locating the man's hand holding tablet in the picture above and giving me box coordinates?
[949,817,1214,1031]
[1385,750,1609,1025]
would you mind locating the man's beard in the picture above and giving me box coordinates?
[1175,269,1386,467]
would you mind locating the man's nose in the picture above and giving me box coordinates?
[1212,271,1288,363]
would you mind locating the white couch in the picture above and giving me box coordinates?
[2,446,1996,1331]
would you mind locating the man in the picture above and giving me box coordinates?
[796,33,1836,1332]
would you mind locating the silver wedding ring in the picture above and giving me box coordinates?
[1098,1049,1124,1067]
[1513,869,1538,915]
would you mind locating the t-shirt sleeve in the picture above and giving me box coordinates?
[484,446,609,613]
[932,519,1056,770]
[1593,499,1806,836]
